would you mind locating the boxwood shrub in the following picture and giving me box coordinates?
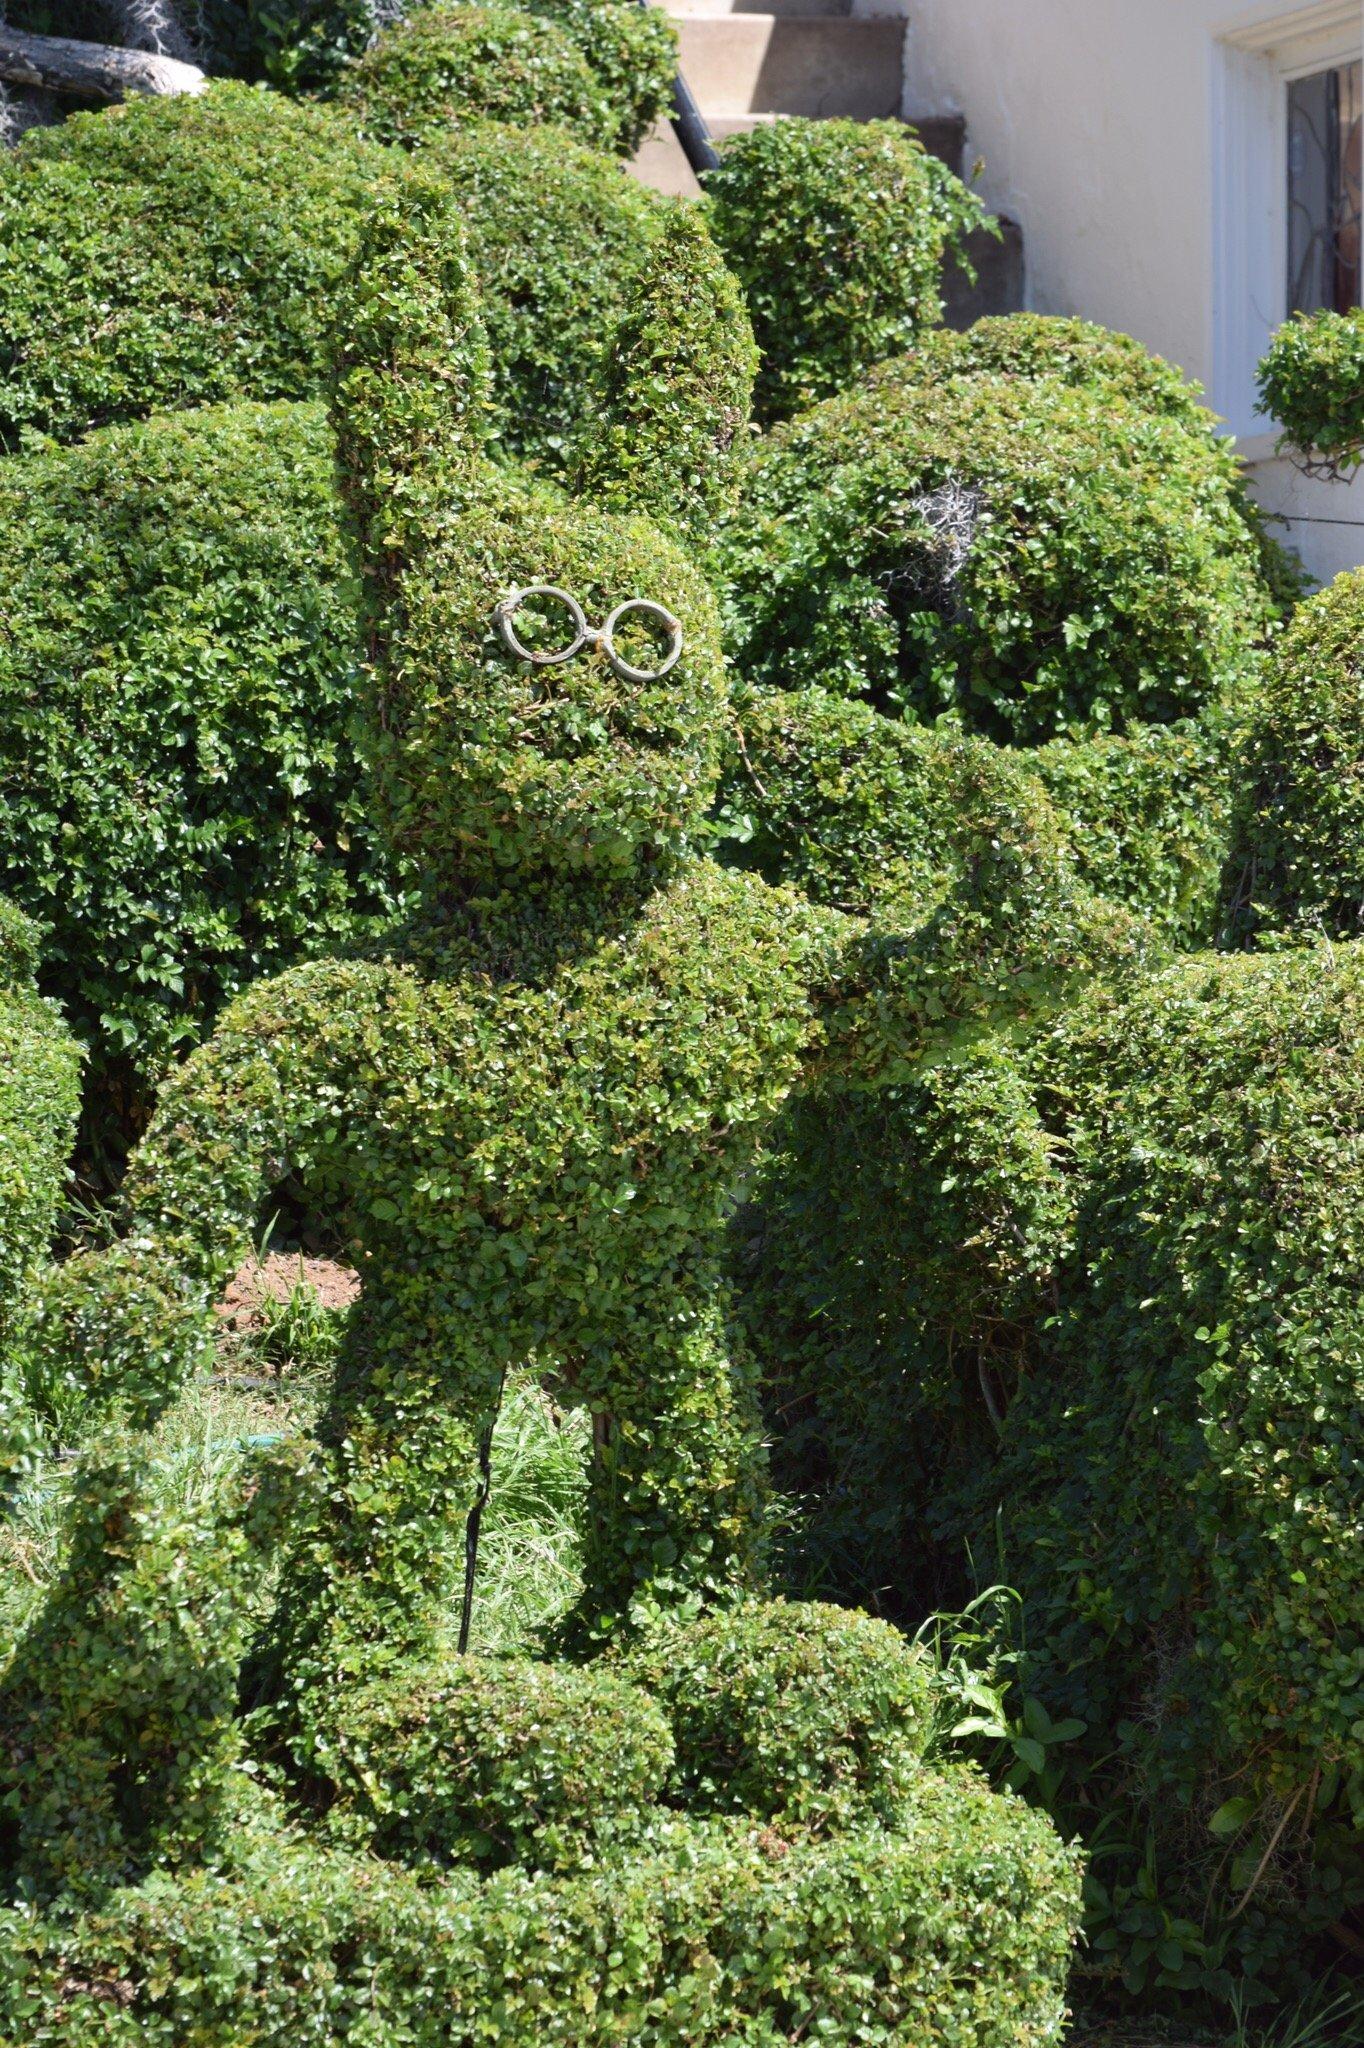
[712,369,1269,744]
[0,83,403,452]
[0,399,398,1168]
[1257,305,1364,473]
[703,116,991,422]
[624,1600,936,1828]
[328,1655,675,1871]
[977,942,1364,1991]
[1222,566,1364,943]
[0,902,80,1355]
[0,92,749,484]
[0,1778,1079,2044]
[338,4,613,152]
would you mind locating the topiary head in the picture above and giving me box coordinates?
[333,169,735,897]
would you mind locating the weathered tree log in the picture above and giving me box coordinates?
[0,28,205,102]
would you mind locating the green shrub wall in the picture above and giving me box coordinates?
[703,117,990,422]
[0,1780,1078,2046]
[1222,566,1364,944]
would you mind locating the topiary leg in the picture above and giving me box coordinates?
[568,1289,769,1645]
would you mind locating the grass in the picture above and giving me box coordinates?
[1,1275,590,1664]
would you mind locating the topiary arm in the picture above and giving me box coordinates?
[738,694,1154,1080]
[19,959,399,1438]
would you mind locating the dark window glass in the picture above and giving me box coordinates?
[1288,58,1363,313]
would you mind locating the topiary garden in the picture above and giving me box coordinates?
[0,9,1361,2043]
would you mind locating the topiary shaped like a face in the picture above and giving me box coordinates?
[368,481,730,891]
[333,171,740,895]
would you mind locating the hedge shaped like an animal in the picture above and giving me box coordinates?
[2,174,1094,2039]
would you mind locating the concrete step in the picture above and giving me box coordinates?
[628,120,703,199]
[673,14,904,118]
[669,0,850,15]
[942,217,1025,327]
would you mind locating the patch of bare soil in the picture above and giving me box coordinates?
[217,1252,360,1336]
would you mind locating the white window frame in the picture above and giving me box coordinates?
[1213,1,1364,444]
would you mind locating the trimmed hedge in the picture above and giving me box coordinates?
[0,83,399,452]
[0,1780,1080,2044]
[703,117,990,422]
[978,942,1364,1992]
[328,1655,675,1870]
[624,1599,935,1828]
[1222,566,1364,943]
[871,314,1307,620]
[0,903,79,1354]
[1257,305,1364,472]
[0,399,397,1167]
[339,5,613,153]
[712,369,1269,744]
[0,92,751,489]
[207,0,677,135]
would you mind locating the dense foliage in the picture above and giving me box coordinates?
[1223,566,1364,944]
[0,173,1080,2043]
[704,117,990,421]
[0,903,80,1359]
[0,400,396,1168]
[339,4,612,152]
[1258,306,1364,473]
[0,84,398,451]
[0,1780,1078,2046]
[713,368,1269,744]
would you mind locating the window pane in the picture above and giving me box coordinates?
[1287,58,1362,314]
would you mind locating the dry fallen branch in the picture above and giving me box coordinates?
[0,27,205,103]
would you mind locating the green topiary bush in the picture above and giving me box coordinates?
[1222,566,1364,943]
[0,903,80,1358]
[6,173,1082,2034]
[0,82,401,452]
[0,1780,1079,2045]
[702,116,991,422]
[1257,305,1364,473]
[712,369,1269,744]
[871,311,1217,431]
[329,1655,674,1869]
[0,399,398,1171]
[624,1599,935,1828]
[976,942,1364,1994]
[338,4,612,153]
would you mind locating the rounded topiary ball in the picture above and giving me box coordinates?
[0,398,393,1165]
[330,1656,674,1871]
[340,4,610,152]
[1223,566,1364,943]
[624,1599,935,1828]
[0,82,402,452]
[871,311,1217,434]
[1258,305,1364,472]
[713,369,1269,744]
[703,116,989,422]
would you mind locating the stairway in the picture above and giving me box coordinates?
[629,0,1022,329]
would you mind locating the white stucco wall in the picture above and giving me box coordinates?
[889,0,1364,585]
